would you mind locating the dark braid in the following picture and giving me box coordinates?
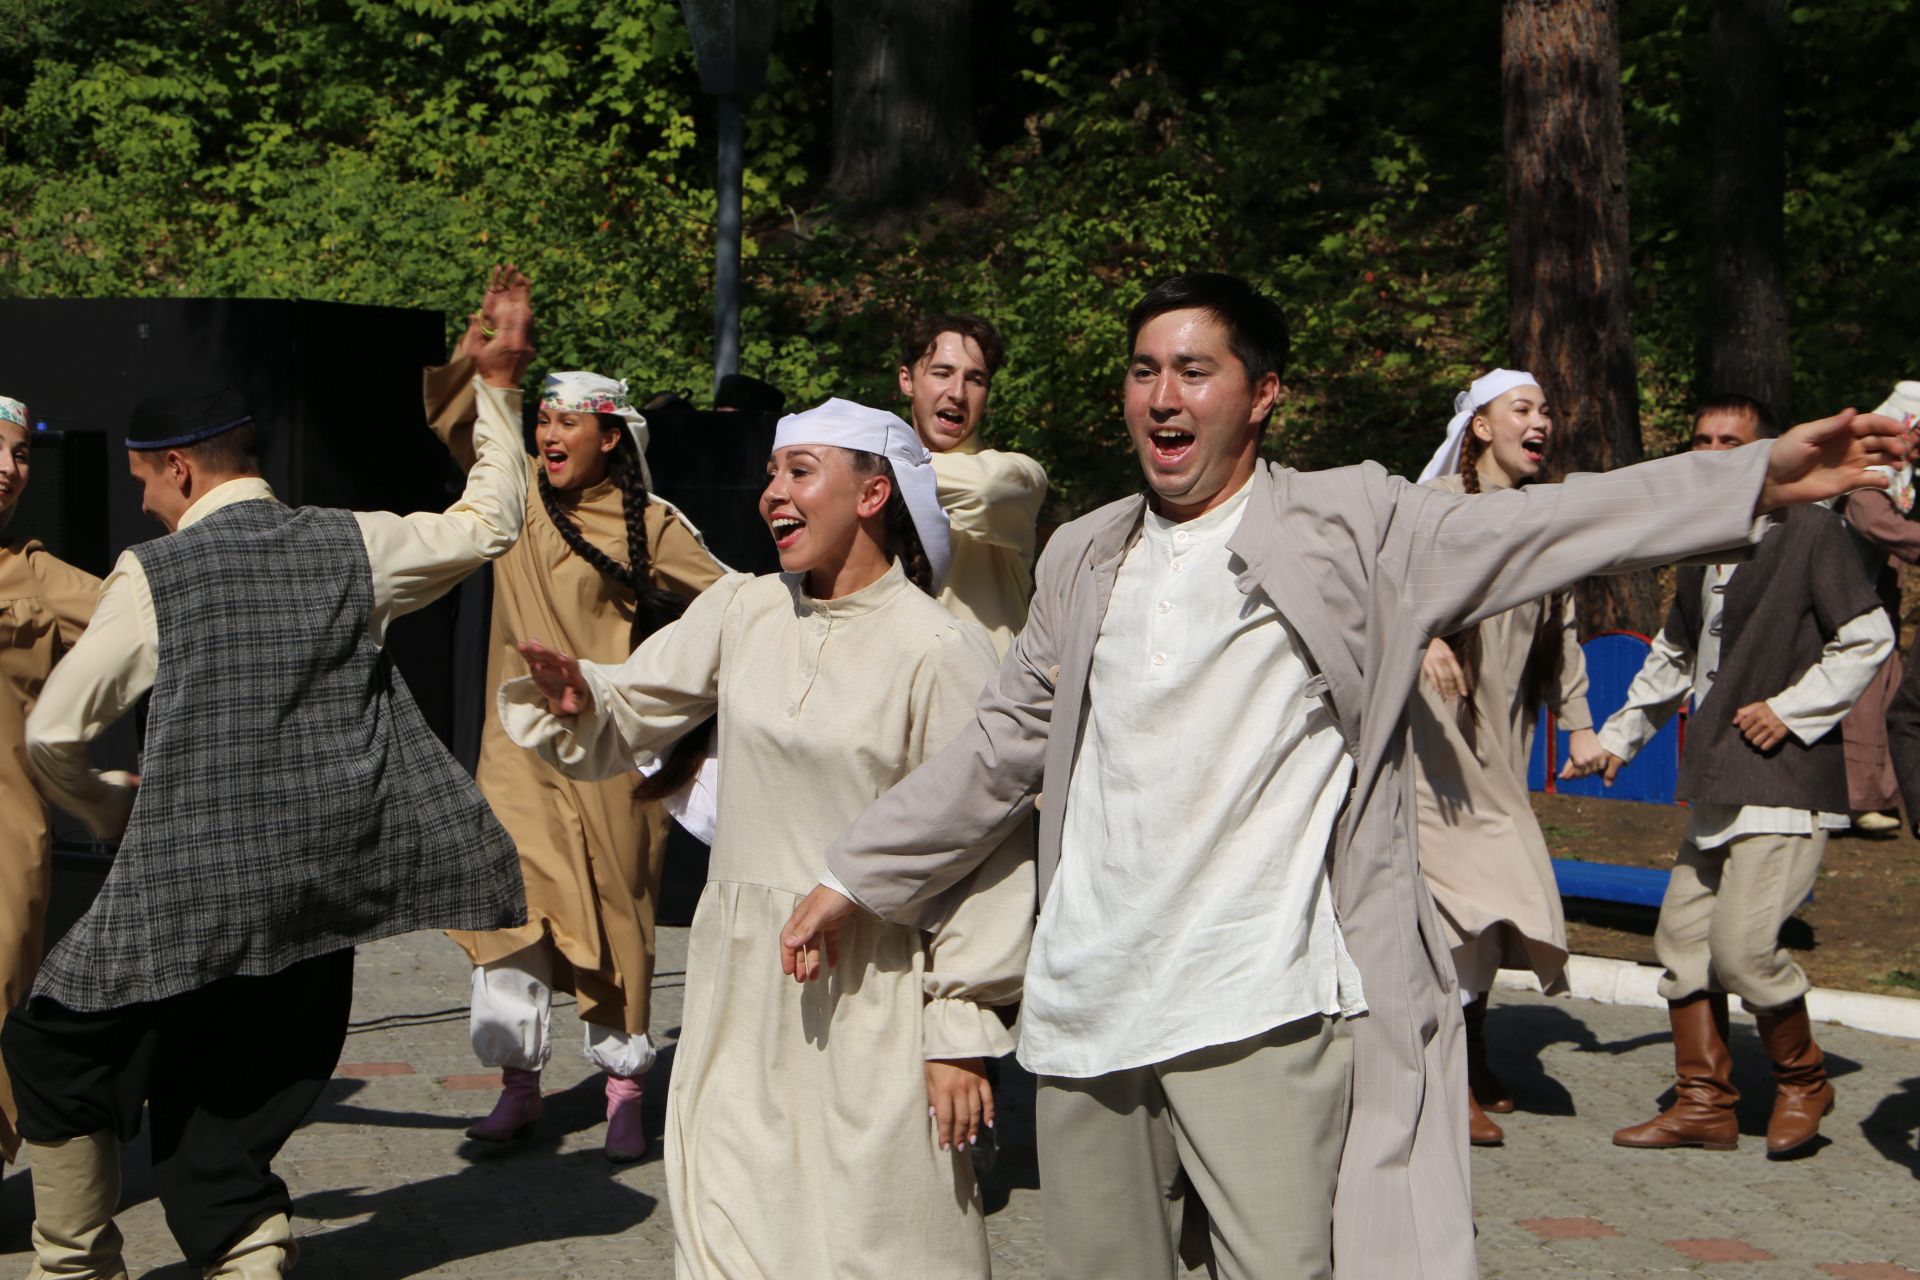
[537,414,690,649]
[1442,402,1566,747]
[848,450,935,594]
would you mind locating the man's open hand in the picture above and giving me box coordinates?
[469,264,535,388]
[1758,409,1908,512]
[780,883,856,982]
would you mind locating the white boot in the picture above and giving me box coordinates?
[202,1211,297,1278]
[24,1132,128,1280]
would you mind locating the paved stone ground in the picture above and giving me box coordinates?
[4,927,1919,1278]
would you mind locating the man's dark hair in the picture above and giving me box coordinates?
[899,314,1006,379]
[1126,273,1290,385]
[179,422,261,474]
[1695,392,1781,439]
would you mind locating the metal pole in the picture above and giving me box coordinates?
[713,93,744,395]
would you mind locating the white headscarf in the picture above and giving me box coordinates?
[1872,380,1920,515]
[1418,368,1544,484]
[0,396,25,430]
[772,398,952,592]
[540,371,653,490]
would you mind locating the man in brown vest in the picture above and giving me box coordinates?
[1585,394,1893,1159]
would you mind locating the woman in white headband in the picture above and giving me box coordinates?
[0,394,104,1168]
[501,396,1031,1280]
[422,268,729,1163]
[1409,369,1604,1148]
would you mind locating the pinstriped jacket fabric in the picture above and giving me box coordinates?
[33,500,524,1012]
[826,441,1777,1279]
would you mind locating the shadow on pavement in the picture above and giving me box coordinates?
[1860,1075,1920,1177]
[1481,1002,1603,1116]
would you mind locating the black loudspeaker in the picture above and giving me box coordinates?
[0,298,480,769]
[644,406,781,575]
[5,423,111,577]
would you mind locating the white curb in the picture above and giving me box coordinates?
[1494,954,1920,1041]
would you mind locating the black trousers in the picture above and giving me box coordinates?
[1,949,354,1268]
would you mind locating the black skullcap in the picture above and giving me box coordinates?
[127,386,254,451]
[714,373,786,416]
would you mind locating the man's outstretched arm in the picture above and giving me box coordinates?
[780,533,1071,980]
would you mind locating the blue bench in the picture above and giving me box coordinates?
[1527,630,1681,907]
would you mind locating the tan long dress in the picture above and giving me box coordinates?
[501,565,1034,1280]
[0,534,99,1160]
[428,363,727,1034]
[1410,473,1590,995]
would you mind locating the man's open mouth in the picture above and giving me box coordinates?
[1150,428,1197,464]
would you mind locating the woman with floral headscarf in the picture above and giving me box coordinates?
[424,268,727,1161]
[0,393,102,1166]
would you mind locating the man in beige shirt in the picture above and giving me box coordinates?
[898,314,1048,654]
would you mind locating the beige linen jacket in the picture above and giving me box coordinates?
[826,442,1775,1278]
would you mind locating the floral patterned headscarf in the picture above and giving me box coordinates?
[1872,381,1920,516]
[0,396,26,430]
[539,371,652,490]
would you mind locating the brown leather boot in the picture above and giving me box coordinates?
[1613,993,1738,1150]
[1463,993,1513,1114]
[1754,997,1834,1159]
[1467,1089,1505,1146]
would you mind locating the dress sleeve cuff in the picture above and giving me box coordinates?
[1557,698,1594,733]
[922,997,1017,1061]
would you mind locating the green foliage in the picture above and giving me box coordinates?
[0,0,1913,516]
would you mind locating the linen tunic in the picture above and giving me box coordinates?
[1408,474,1591,994]
[501,564,1033,1280]
[430,368,727,1035]
[931,436,1047,656]
[0,534,97,1161]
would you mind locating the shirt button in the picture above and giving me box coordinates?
[1171,562,1186,574]
[1174,530,1190,543]
[1157,600,1172,614]
[1152,652,1168,667]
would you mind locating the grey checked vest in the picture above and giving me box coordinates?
[34,500,524,1011]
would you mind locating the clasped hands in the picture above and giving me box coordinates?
[1560,700,1789,785]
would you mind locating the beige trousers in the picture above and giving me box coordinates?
[1035,1014,1352,1280]
[1654,831,1825,1012]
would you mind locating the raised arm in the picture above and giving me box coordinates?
[420,265,531,470]
[930,449,1047,552]
[357,275,534,641]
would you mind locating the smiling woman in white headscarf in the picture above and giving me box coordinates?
[499,397,1034,1280]
[0,394,102,1167]
[1408,369,1605,1150]
[420,268,728,1163]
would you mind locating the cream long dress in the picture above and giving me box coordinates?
[502,564,1034,1280]
[427,362,728,1034]
[0,533,99,1160]
[1410,473,1590,996]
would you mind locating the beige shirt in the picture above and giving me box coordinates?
[26,379,528,839]
[931,436,1046,655]
[1026,477,1364,1078]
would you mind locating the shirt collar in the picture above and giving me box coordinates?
[1144,473,1254,545]
[176,476,278,532]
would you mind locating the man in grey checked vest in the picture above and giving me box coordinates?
[6,293,536,1278]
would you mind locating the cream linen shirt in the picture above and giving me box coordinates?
[930,436,1047,656]
[1019,476,1366,1079]
[1597,560,1893,849]
[25,379,528,839]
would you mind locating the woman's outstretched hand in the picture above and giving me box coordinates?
[925,1058,993,1154]
[1758,409,1909,512]
[467,264,536,388]
[516,639,591,716]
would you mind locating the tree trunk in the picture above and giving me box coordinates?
[1706,0,1789,423]
[1502,0,1660,635]
[830,0,976,215]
